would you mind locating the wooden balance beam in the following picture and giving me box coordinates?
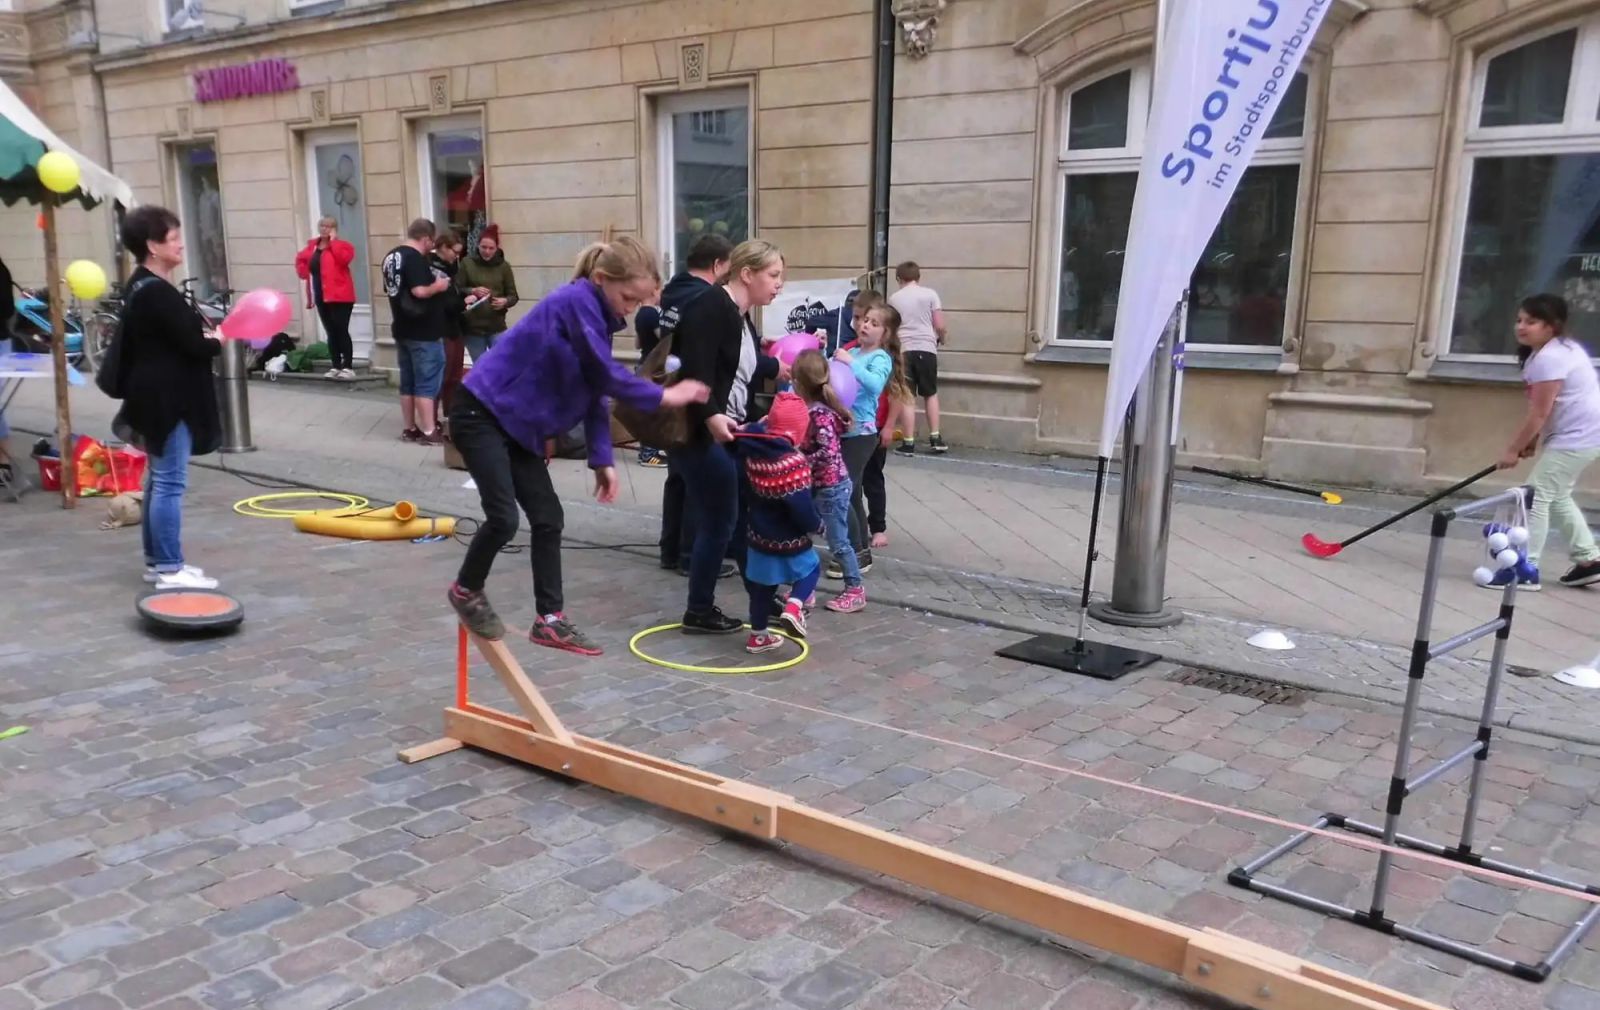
[399,628,1446,1010]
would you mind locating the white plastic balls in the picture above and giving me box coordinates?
[1508,526,1530,547]
[1473,566,1497,587]
[1486,532,1510,553]
[1495,548,1521,569]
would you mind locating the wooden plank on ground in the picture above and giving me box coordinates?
[445,707,776,838]
[397,737,463,764]
[471,637,573,744]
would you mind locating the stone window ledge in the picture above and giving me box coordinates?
[1029,344,1287,373]
[1413,358,1524,385]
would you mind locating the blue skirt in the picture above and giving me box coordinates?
[745,548,820,587]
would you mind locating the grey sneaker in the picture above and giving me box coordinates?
[449,583,505,640]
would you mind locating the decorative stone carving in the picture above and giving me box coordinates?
[310,88,329,124]
[428,74,450,113]
[679,40,707,87]
[892,0,947,58]
[176,105,192,137]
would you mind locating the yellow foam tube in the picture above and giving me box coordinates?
[323,501,417,522]
[292,506,454,541]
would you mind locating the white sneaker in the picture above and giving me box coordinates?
[145,564,207,584]
[154,567,219,590]
[324,369,339,379]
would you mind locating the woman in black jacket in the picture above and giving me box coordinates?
[672,238,787,634]
[114,206,223,590]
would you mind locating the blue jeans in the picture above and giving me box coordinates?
[142,420,191,572]
[396,339,445,398]
[464,332,499,367]
[816,480,861,587]
[675,439,741,613]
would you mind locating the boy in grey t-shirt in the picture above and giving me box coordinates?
[887,261,948,455]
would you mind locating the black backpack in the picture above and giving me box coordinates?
[95,275,160,400]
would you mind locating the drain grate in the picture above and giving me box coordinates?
[1167,666,1305,706]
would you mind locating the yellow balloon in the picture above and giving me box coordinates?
[65,260,107,301]
[37,150,80,194]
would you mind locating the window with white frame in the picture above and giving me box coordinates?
[1053,63,1309,348]
[418,115,487,251]
[658,89,750,276]
[1447,20,1600,357]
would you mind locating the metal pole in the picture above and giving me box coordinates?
[215,339,255,453]
[1091,302,1182,627]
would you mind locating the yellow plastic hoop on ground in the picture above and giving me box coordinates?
[233,492,369,519]
[628,623,808,675]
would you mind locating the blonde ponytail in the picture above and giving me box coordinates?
[573,235,661,285]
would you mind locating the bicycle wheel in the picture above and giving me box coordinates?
[85,312,119,372]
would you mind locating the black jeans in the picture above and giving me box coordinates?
[864,442,888,534]
[841,434,878,556]
[660,454,689,569]
[675,438,742,613]
[317,301,354,370]
[451,388,564,616]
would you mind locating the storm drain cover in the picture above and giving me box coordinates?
[1166,666,1305,706]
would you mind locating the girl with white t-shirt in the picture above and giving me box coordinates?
[1495,294,1600,589]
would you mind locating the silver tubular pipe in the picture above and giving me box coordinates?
[1449,486,1532,521]
[1241,878,1359,921]
[1544,904,1600,970]
[1237,819,1327,875]
[1427,619,1506,659]
[1404,742,1484,796]
[1392,924,1525,973]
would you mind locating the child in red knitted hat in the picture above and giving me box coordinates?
[733,392,822,653]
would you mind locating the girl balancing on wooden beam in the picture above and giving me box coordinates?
[446,237,709,655]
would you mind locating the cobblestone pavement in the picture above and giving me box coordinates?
[7,379,1599,744]
[3,472,1600,1010]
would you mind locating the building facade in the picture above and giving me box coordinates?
[3,0,1599,494]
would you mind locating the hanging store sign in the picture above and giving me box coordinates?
[193,58,299,104]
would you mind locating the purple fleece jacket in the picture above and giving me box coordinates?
[463,279,664,469]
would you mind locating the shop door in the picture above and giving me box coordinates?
[304,127,374,363]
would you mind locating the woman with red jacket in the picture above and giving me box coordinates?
[295,216,358,379]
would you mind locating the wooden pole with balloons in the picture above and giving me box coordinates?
[35,150,84,509]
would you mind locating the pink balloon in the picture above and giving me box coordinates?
[773,332,822,367]
[829,359,857,406]
[220,288,293,344]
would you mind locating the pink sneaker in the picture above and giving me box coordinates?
[746,631,783,654]
[777,599,808,638]
[826,586,867,613]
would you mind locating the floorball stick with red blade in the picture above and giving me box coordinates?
[1301,464,1497,559]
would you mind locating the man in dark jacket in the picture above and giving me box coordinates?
[636,234,734,573]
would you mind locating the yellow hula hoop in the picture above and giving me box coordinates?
[628,623,809,675]
[233,492,370,519]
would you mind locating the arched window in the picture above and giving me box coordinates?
[1052,62,1309,350]
[1446,20,1600,357]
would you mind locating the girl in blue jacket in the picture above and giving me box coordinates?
[447,237,708,655]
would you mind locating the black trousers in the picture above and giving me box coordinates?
[660,454,688,569]
[841,434,878,555]
[864,442,888,534]
[316,301,354,370]
[450,388,564,616]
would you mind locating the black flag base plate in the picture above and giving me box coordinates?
[995,634,1160,681]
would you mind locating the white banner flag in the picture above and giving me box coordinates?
[1096,0,1333,457]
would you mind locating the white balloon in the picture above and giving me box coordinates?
[1496,548,1521,569]
[1508,526,1530,546]
[1486,532,1510,553]
[1472,566,1496,587]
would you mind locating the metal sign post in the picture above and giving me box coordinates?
[1092,302,1183,628]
